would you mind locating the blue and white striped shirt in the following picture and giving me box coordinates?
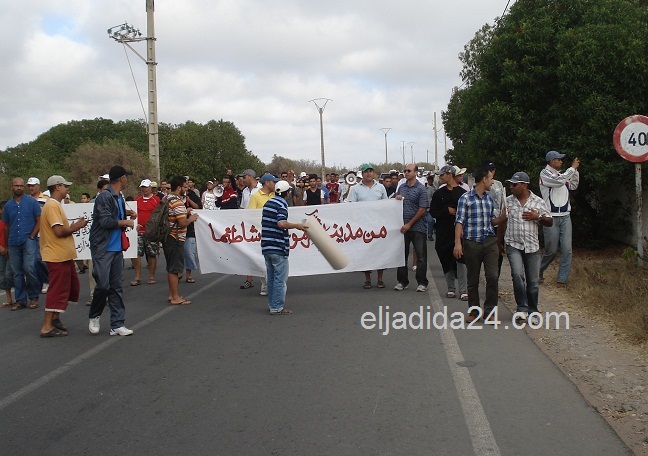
[261,196,289,256]
[455,189,496,243]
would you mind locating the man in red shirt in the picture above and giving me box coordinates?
[326,173,340,203]
[131,179,160,286]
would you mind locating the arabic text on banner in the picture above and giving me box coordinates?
[194,199,405,277]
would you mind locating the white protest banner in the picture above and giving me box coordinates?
[194,199,405,277]
[63,202,138,259]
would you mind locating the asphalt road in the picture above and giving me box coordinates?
[0,245,632,456]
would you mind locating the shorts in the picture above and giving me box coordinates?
[163,236,185,274]
[45,260,80,313]
[138,233,160,258]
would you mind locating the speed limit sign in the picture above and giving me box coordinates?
[613,115,648,163]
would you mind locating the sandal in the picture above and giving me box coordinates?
[240,280,254,289]
[40,328,68,338]
[363,281,372,289]
[11,302,25,311]
[0,302,12,308]
[29,300,39,309]
[446,290,456,299]
[460,293,469,301]
[169,299,191,305]
[186,278,195,283]
[130,279,141,286]
[270,308,293,315]
[52,319,67,331]
[147,278,156,285]
[377,281,385,288]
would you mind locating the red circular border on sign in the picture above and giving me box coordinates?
[613,115,648,163]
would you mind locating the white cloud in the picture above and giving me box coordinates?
[1,0,505,169]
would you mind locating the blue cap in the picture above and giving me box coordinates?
[545,151,565,161]
[435,165,455,175]
[506,172,530,184]
[260,174,279,184]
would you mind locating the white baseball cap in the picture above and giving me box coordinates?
[140,179,152,187]
[27,177,40,185]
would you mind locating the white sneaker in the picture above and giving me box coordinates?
[412,266,417,271]
[416,285,427,292]
[110,326,134,336]
[89,317,100,334]
[41,283,49,294]
[394,283,408,291]
[260,284,268,296]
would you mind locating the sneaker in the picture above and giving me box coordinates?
[412,266,417,271]
[514,312,528,324]
[528,315,541,326]
[89,317,100,334]
[41,283,49,294]
[416,285,427,292]
[240,280,254,289]
[260,283,268,296]
[394,283,408,291]
[110,326,134,336]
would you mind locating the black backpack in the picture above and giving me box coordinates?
[145,198,172,242]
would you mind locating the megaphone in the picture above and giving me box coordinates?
[214,185,224,197]
[345,173,357,185]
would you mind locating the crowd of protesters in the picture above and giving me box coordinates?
[2,150,579,332]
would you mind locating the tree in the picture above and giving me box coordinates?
[442,0,648,246]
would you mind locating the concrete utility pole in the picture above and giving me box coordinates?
[434,111,438,172]
[310,98,331,180]
[107,0,160,181]
[401,141,406,166]
[408,142,416,163]
[380,128,391,164]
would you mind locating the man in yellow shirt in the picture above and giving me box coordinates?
[247,174,278,296]
[39,176,88,337]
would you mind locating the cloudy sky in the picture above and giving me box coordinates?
[2,0,507,169]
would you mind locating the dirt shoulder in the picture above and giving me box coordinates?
[498,259,648,455]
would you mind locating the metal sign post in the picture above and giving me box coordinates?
[613,115,648,266]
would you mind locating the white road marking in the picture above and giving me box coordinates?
[425,274,501,456]
[0,275,227,411]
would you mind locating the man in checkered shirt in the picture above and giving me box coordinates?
[498,172,553,323]
[453,168,507,323]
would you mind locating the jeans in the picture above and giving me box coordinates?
[463,237,499,314]
[540,214,572,283]
[89,250,126,329]
[34,237,49,285]
[8,239,41,304]
[0,253,14,290]
[425,213,435,239]
[444,262,467,292]
[506,245,541,313]
[264,253,289,312]
[183,237,198,271]
[397,230,428,287]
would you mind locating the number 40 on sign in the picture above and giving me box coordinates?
[613,115,648,163]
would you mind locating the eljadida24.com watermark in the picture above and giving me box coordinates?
[360,306,570,335]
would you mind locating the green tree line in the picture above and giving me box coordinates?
[442,0,648,246]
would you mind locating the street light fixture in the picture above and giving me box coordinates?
[107,0,160,181]
[309,98,332,180]
[379,128,391,164]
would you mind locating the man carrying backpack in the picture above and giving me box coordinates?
[162,176,198,306]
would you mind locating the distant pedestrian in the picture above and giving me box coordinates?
[88,166,137,336]
[539,150,580,286]
[38,176,88,337]
[131,179,160,286]
[0,201,14,309]
[261,180,308,315]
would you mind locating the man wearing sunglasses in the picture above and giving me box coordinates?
[498,172,552,324]
[394,164,429,292]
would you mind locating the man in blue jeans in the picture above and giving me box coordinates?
[3,177,42,310]
[539,151,580,286]
[498,172,552,324]
[261,180,308,315]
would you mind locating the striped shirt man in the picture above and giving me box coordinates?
[261,196,289,256]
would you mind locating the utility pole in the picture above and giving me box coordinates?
[434,111,438,173]
[380,128,391,164]
[408,142,416,163]
[310,98,331,179]
[401,141,406,166]
[107,0,160,181]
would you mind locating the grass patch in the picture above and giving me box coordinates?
[566,245,648,345]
